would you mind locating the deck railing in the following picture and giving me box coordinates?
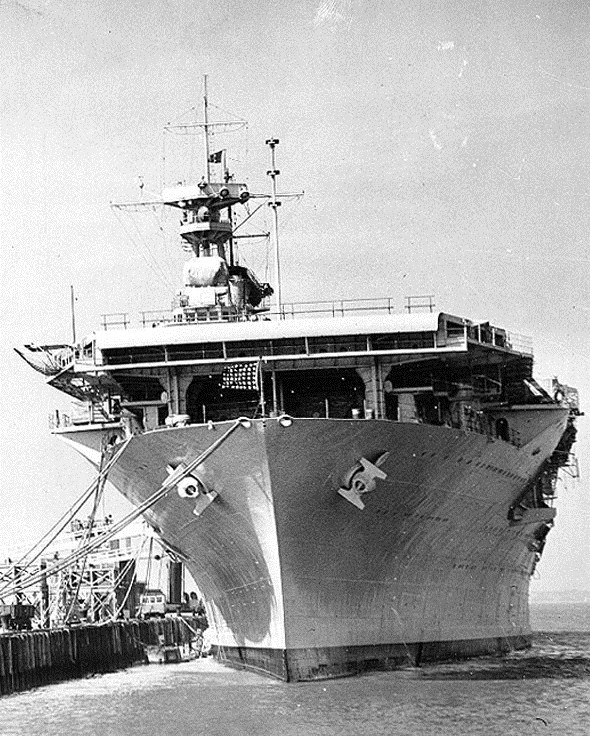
[273,298,397,320]
[99,297,401,329]
[101,312,129,330]
[98,300,532,359]
[506,332,534,356]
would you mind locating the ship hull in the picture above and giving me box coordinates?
[212,634,531,681]
[58,411,568,680]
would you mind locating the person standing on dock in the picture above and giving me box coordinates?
[189,591,204,615]
[194,628,204,657]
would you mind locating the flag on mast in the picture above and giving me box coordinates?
[208,150,224,164]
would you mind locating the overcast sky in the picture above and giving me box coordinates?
[1,0,588,591]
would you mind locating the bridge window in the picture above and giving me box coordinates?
[371,332,435,351]
[103,346,165,365]
[271,338,306,355]
[167,343,224,360]
[225,340,272,358]
[307,335,367,354]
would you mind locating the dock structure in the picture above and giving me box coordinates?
[0,512,207,695]
[0,517,200,628]
[0,616,204,696]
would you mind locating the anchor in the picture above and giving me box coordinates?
[338,452,389,510]
[166,463,218,517]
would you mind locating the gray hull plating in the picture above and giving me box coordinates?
[60,411,567,680]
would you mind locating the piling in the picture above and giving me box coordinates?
[0,616,204,696]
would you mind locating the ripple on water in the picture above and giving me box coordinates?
[0,632,588,736]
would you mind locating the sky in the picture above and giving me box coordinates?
[1,0,588,592]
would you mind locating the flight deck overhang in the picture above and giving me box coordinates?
[94,312,449,351]
[75,309,536,373]
[79,346,466,374]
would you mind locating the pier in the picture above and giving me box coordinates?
[0,616,204,696]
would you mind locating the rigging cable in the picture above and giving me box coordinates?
[149,205,179,280]
[111,208,175,292]
[137,534,155,619]
[0,436,132,588]
[208,101,248,125]
[128,209,176,291]
[63,437,111,623]
[109,533,148,621]
[0,420,242,598]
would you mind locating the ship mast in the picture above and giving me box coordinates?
[112,82,282,323]
[266,138,282,317]
[204,75,212,181]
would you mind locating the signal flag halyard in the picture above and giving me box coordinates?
[220,361,260,391]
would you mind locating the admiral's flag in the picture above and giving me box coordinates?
[208,150,224,164]
[220,361,260,391]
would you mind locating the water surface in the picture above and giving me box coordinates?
[0,605,588,736]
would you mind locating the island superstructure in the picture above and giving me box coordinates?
[16,86,579,681]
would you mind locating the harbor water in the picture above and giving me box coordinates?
[0,603,588,736]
